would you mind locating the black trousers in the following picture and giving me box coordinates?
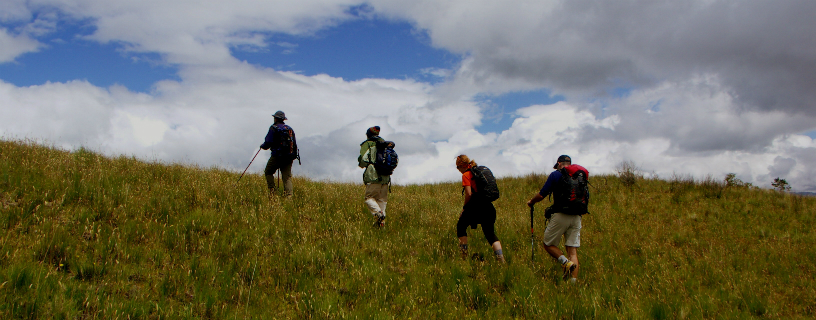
[456,200,499,245]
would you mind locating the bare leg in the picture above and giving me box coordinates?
[544,245,564,260]
[566,246,579,278]
[491,241,505,263]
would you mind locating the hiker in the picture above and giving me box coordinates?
[527,155,589,283]
[260,110,298,197]
[358,126,391,227]
[455,155,505,263]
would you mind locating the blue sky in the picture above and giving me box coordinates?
[0,19,179,92]
[232,19,456,82]
[1,0,815,190]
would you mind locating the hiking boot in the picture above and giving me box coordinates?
[562,261,577,281]
[496,254,506,263]
[459,244,468,260]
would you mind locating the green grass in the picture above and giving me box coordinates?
[1,139,815,319]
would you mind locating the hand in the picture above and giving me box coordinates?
[527,200,535,208]
[260,144,267,150]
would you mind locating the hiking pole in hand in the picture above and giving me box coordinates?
[237,149,261,183]
[530,206,535,262]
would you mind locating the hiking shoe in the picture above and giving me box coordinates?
[496,254,506,263]
[562,261,576,281]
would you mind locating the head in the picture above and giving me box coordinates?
[366,126,381,138]
[456,155,477,173]
[553,155,572,170]
[273,110,287,123]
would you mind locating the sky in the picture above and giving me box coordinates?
[1,0,815,192]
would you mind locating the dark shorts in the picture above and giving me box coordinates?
[456,199,499,244]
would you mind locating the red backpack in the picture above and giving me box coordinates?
[554,164,590,215]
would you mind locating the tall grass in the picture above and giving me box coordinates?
[1,139,814,319]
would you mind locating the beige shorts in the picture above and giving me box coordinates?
[542,212,582,247]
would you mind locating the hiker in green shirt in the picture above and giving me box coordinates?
[358,126,390,227]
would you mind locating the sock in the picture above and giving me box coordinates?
[460,244,468,250]
[569,278,577,283]
[494,249,503,256]
[558,255,569,265]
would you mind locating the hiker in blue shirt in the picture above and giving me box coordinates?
[528,155,590,283]
[260,110,298,198]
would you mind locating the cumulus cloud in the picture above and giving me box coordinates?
[0,63,483,184]
[374,0,816,115]
[2,0,816,192]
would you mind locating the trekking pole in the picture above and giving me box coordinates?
[237,149,261,183]
[277,168,281,196]
[530,206,535,262]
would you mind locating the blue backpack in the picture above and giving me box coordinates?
[271,124,298,160]
[374,141,398,176]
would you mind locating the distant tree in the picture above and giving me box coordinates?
[724,173,753,188]
[616,160,641,188]
[772,177,791,192]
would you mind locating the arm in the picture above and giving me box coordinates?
[527,171,560,207]
[463,185,473,206]
[260,126,274,150]
[527,193,545,207]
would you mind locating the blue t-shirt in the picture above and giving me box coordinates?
[539,170,563,197]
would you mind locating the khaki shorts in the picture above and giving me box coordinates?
[542,212,581,247]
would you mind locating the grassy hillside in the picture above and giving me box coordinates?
[1,139,814,319]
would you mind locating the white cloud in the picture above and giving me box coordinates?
[0,0,31,23]
[3,0,816,193]
[29,0,366,65]
[0,28,42,62]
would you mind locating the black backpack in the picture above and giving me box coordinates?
[553,165,590,215]
[374,140,398,176]
[469,166,500,202]
[271,124,298,160]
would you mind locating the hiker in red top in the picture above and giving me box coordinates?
[456,155,505,263]
[527,155,590,283]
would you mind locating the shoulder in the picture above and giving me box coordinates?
[462,170,473,184]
